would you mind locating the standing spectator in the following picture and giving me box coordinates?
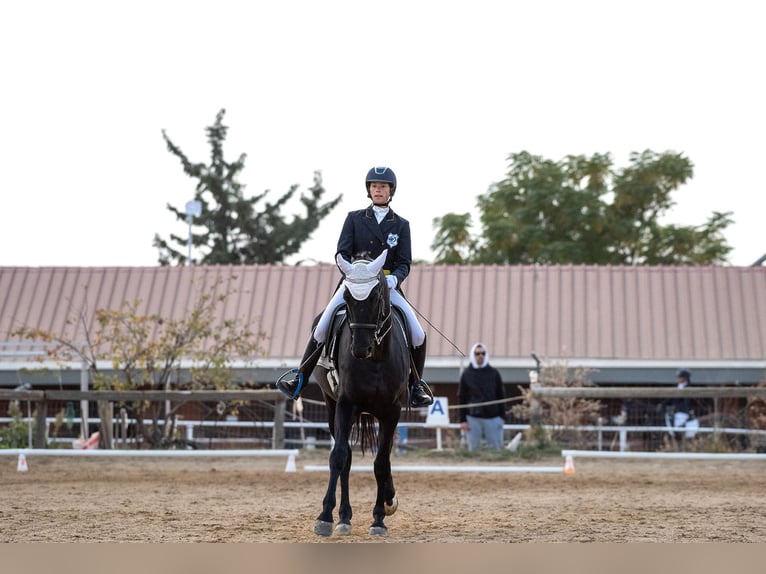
[665,368,698,446]
[672,369,692,428]
[458,342,506,451]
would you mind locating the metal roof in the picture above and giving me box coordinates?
[1,264,764,383]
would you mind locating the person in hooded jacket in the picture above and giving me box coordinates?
[457,342,506,451]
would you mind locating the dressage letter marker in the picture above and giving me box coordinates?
[425,397,450,427]
[425,397,450,451]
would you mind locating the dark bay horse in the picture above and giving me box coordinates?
[312,250,410,537]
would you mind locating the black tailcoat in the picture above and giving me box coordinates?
[336,206,412,286]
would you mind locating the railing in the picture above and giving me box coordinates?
[3,414,766,453]
[2,386,766,452]
[529,384,766,399]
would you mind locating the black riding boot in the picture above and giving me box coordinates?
[276,336,323,400]
[409,339,434,408]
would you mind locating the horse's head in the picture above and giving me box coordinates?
[336,250,391,359]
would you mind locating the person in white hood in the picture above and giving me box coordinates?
[457,342,506,451]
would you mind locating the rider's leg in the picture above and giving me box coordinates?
[276,287,344,400]
[390,291,434,407]
[275,333,323,399]
[409,336,433,407]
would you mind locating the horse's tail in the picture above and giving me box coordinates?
[352,413,378,455]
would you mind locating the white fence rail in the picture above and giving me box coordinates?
[3,416,766,452]
[0,448,298,458]
[562,449,766,461]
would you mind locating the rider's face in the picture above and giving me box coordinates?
[369,182,391,205]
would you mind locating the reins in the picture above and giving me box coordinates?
[406,298,466,358]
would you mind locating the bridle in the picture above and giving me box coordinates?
[346,274,393,348]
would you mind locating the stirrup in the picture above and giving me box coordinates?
[275,369,304,400]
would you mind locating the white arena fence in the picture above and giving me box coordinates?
[2,385,766,454]
[562,449,766,462]
[1,447,302,474]
[302,464,564,473]
[3,415,766,453]
[0,448,298,458]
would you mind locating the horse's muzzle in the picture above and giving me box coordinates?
[351,344,373,359]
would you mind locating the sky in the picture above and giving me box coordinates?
[2,1,764,268]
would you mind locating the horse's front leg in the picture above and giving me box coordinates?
[335,443,353,535]
[314,400,354,537]
[370,412,400,536]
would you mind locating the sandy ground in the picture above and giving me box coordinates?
[2,449,765,543]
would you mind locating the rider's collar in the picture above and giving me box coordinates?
[372,205,390,222]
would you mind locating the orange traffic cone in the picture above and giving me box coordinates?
[284,453,296,473]
[564,454,575,475]
[17,453,29,473]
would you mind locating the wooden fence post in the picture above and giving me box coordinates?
[273,397,286,449]
[97,401,114,448]
[34,399,47,448]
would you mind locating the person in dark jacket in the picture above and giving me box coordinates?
[665,368,698,442]
[458,342,506,451]
[276,166,433,408]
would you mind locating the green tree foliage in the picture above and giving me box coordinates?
[432,150,733,265]
[154,109,342,265]
[607,150,732,264]
[431,213,476,264]
[0,401,31,449]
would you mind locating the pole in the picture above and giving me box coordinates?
[80,359,89,439]
[273,397,286,449]
[12,383,33,447]
[34,399,47,448]
[184,200,201,266]
[187,213,193,266]
[27,398,32,448]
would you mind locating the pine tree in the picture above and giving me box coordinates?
[154,109,342,265]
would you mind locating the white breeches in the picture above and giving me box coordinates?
[673,411,690,429]
[313,285,425,347]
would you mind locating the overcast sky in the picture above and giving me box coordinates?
[2,1,764,268]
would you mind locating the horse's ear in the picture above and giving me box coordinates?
[336,253,354,276]
[368,250,387,276]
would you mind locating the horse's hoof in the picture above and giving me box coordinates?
[335,522,352,536]
[384,496,398,516]
[313,520,334,537]
[369,526,388,537]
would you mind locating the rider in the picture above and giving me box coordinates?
[276,166,434,408]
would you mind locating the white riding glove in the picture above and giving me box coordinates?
[386,275,398,289]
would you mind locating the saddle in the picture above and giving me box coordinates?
[317,304,409,397]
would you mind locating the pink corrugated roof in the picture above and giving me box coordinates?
[1,264,764,363]
[406,264,765,361]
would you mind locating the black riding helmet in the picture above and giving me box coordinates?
[676,369,691,381]
[365,167,397,202]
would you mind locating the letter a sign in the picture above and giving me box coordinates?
[425,397,450,427]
